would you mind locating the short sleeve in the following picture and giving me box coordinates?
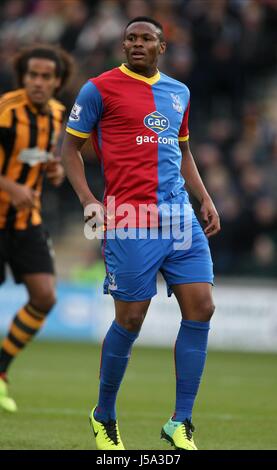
[178,101,190,142]
[66,81,103,139]
[0,108,12,128]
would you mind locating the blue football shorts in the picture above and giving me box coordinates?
[102,213,213,302]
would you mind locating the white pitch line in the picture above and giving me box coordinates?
[16,409,231,421]
[21,407,88,416]
[15,408,277,423]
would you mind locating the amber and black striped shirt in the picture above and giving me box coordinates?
[0,88,65,230]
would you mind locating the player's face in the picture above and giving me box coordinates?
[123,22,166,75]
[23,58,61,107]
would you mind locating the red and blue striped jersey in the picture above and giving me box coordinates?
[66,64,190,226]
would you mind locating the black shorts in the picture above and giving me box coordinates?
[0,225,55,284]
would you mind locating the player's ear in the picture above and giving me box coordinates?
[159,41,166,56]
[55,77,61,89]
[22,73,28,87]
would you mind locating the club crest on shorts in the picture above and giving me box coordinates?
[108,272,117,290]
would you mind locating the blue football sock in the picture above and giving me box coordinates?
[94,320,139,422]
[173,319,210,422]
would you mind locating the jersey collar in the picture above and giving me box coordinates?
[119,64,160,85]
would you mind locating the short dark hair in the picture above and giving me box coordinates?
[125,16,164,41]
[13,45,74,93]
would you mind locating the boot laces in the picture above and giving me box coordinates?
[103,419,119,445]
[182,419,195,441]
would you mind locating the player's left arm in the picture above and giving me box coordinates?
[180,140,220,238]
[45,116,66,187]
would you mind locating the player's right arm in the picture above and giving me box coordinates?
[62,133,105,228]
[61,80,104,217]
[61,133,99,208]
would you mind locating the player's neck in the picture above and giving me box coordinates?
[125,63,158,78]
[32,102,49,114]
[27,97,49,114]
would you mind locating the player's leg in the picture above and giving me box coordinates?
[90,298,150,450]
[0,226,56,411]
[0,231,18,412]
[0,273,56,375]
[94,298,150,420]
[161,284,214,451]
[90,230,161,449]
[161,215,214,449]
[0,274,56,412]
[173,282,214,412]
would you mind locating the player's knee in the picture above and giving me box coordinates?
[122,312,145,332]
[198,299,215,322]
[30,290,56,315]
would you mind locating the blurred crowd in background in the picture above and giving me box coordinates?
[0,0,277,278]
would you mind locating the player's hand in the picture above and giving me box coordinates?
[8,182,39,210]
[200,197,221,238]
[45,159,65,187]
[83,198,105,227]
[82,198,109,239]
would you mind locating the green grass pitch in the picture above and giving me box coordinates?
[0,341,276,450]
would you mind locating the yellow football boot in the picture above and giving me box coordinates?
[0,377,17,413]
[161,417,197,450]
[89,406,125,450]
